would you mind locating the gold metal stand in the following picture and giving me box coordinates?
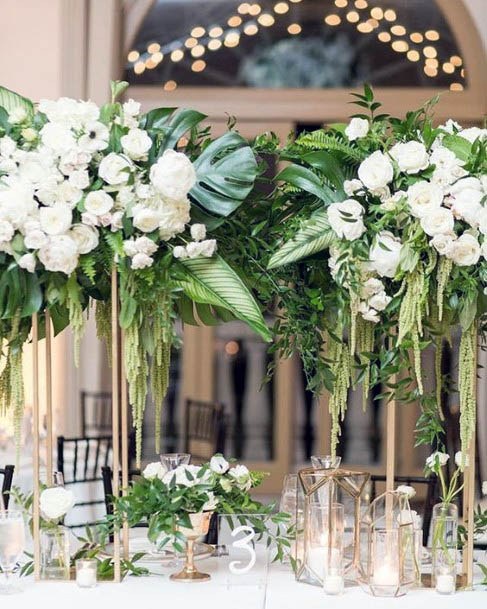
[32,313,41,581]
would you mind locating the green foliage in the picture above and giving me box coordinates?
[0,85,34,117]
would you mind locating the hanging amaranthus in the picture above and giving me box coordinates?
[355,315,375,411]
[66,274,85,367]
[436,257,452,323]
[95,299,112,364]
[458,322,477,455]
[151,292,172,454]
[327,332,351,457]
[0,312,25,448]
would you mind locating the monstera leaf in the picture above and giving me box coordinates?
[190,131,258,217]
[0,85,34,117]
[176,255,271,342]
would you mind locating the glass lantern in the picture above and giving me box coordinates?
[358,490,418,597]
[295,467,370,586]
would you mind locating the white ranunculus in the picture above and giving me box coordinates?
[123,99,141,117]
[134,236,158,255]
[426,451,449,470]
[361,277,384,299]
[40,122,75,152]
[173,245,188,259]
[38,235,78,274]
[202,491,219,512]
[39,205,72,236]
[121,128,152,160]
[406,180,444,218]
[158,198,191,240]
[149,149,196,201]
[77,121,109,153]
[190,223,206,242]
[345,117,369,141]
[368,291,391,312]
[24,229,48,250]
[84,190,113,216]
[69,169,90,190]
[454,451,469,468]
[447,233,481,266]
[358,151,394,191]
[458,127,487,143]
[396,485,416,499]
[450,188,483,226]
[70,224,99,254]
[390,141,429,174]
[99,153,132,185]
[420,207,455,236]
[133,207,162,233]
[328,199,366,241]
[40,487,75,520]
[368,231,402,278]
[142,461,167,480]
[18,253,36,273]
[210,454,229,474]
[0,220,14,242]
[430,233,456,256]
[131,252,153,269]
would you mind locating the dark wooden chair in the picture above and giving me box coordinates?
[101,465,141,518]
[184,399,226,463]
[0,464,14,509]
[81,391,113,436]
[370,474,438,547]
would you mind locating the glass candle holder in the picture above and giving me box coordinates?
[40,526,70,580]
[306,503,344,584]
[76,559,97,588]
[431,502,457,593]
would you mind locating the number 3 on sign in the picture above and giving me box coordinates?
[229,525,256,574]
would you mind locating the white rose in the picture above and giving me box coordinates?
[450,189,483,226]
[186,240,217,258]
[210,454,229,474]
[449,177,482,196]
[81,212,99,227]
[84,190,113,216]
[149,149,196,201]
[121,128,152,160]
[99,153,132,185]
[426,451,449,470]
[18,253,36,273]
[59,148,91,175]
[430,146,465,171]
[202,491,219,512]
[69,169,90,190]
[54,181,82,208]
[361,277,384,298]
[344,179,363,196]
[0,182,37,228]
[38,235,78,274]
[396,485,416,499]
[328,199,366,241]
[430,233,456,256]
[39,205,72,236]
[173,245,188,259]
[131,252,153,269]
[390,141,429,174]
[123,99,141,116]
[458,127,487,143]
[358,302,380,324]
[228,464,252,491]
[24,229,48,250]
[380,190,406,212]
[134,236,158,255]
[368,231,402,278]
[40,122,75,153]
[158,198,191,240]
[438,119,461,134]
[447,233,481,266]
[133,208,162,233]
[0,220,14,242]
[70,224,99,254]
[454,451,469,468]
[190,223,206,242]
[368,291,391,312]
[40,487,75,520]
[142,461,167,480]
[370,186,390,201]
[358,151,394,190]
[420,207,455,236]
[345,117,369,141]
[406,180,444,218]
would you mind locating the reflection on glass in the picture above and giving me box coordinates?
[311,455,341,470]
[0,511,25,595]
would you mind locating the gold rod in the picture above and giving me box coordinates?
[45,310,53,484]
[111,267,121,583]
[120,328,129,560]
[32,314,41,581]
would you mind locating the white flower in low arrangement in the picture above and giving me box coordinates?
[149,149,196,202]
[426,451,449,471]
[406,180,444,218]
[202,491,219,512]
[40,487,75,521]
[121,128,152,160]
[38,235,79,274]
[229,464,252,491]
[446,233,481,267]
[458,127,487,143]
[454,451,469,468]
[163,464,211,487]
[368,231,402,278]
[343,179,363,196]
[390,141,429,175]
[0,220,14,242]
[24,229,48,250]
[396,485,416,499]
[357,150,394,191]
[142,461,167,481]
[379,190,406,212]
[328,199,366,241]
[210,454,229,474]
[98,152,132,185]
[69,224,99,254]
[419,207,455,237]
[39,205,72,236]
[345,117,369,141]
[123,99,141,117]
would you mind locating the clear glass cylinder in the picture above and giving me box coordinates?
[431,502,457,593]
[371,529,402,596]
[76,559,97,588]
[306,503,344,584]
[40,526,70,580]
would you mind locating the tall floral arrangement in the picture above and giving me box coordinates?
[0,82,270,462]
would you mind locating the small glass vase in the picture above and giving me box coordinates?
[431,502,457,594]
[40,525,70,580]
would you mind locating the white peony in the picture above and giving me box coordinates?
[406,180,444,218]
[358,151,394,191]
[390,141,429,174]
[361,277,384,298]
[40,122,75,152]
[70,224,99,254]
[426,451,449,470]
[210,454,229,474]
[18,253,36,273]
[450,188,483,226]
[158,198,191,240]
[99,153,132,185]
[328,199,366,241]
[368,291,391,312]
[38,235,78,274]
[143,461,167,480]
[420,207,455,236]
[121,128,152,160]
[447,233,481,266]
[368,231,402,278]
[0,220,14,242]
[190,223,206,242]
[84,190,113,216]
[454,451,469,468]
[345,117,369,141]
[396,485,416,499]
[131,252,153,269]
[40,487,75,520]
[149,149,196,201]
[430,233,456,256]
[458,127,487,143]
[228,464,252,491]
[39,205,72,236]
[24,229,48,250]
[133,207,162,233]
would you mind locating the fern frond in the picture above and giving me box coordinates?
[295,131,366,163]
[79,255,96,284]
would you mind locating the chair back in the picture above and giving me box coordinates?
[81,391,113,436]
[0,464,14,509]
[184,399,226,462]
[369,474,438,547]
[101,466,141,517]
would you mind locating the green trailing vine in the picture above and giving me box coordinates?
[327,332,351,457]
[458,322,477,456]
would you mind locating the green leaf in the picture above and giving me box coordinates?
[154,108,206,152]
[119,294,137,329]
[110,80,129,102]
[21,273,42,316]
[191,131,258,217]
[302,151,346,195]
[442,135,472,162]
[267,209,335,269]
[459,293,477,331]
[276,164,338,203]
[176,255,271,342]
[0,85,34,117]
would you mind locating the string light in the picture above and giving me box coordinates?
[450,83,463,91]
[238,3,250,14]
[370,7,383,19]
[410,32,423,43]
[224,31,240,47]
[288,23,301,34]
[274,2,289,14]
[425,58,438,68]
[145,58,157,69]
[191,60,206,72]
[191,26,205,38]
[244,23,259,35]
[391,40,408,53]
[425,29,440,41]
[354,0,368,8]
[151,52,163,64]
[367,18,379,29]
[450,55,462,66]
[208,39,222,50]
[407,50,420,62]
[258,13,275,26]
[185,37,198,48]
[325,14,341,26]
[170,49,184,62]
[383,9,396,21]
[134,61,145,74]
[163,80,177,91]
[335,0,348,6]
[191,44,205,58]
[357,22,373,33]
[209,26,223,37]
[423,46,437,58]
[248,3,262,16]
[424,66,438,77]
[390,25,406,36]
[147,42,161,54]
[127,50,139,62]
[378,32,391,42]
[442,62,455,74]
[228,15,242,27]
[346,11,360,23]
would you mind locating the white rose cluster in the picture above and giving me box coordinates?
[172,223,218,260]
[357,277,392,324]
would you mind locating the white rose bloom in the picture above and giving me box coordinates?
[186,239,217,258]
[99,153,132,185]
[396,485,416,499]
[449,177,482,196]
[358,151,394,191]
[78,121,109,153]
[430,146,465,171]
[344,179,363,196]
[149,149,196,201]
[24,229,48,250]
[0,220,14,242]
[368,291,392,312]
[420,207,455,236]
[358,302,380,324]
[0,182,37,228]
[210,454,229,474]
[450,188,483,226]
[328,199,366,241]
[54,181,83,208]
[68,169,90,190]
[17,152,55,187]
[431,168,458,191]
[70,224,99,254]
[18,253,36,273]
[123,99,141,116]
[134,236,158,255]
[142,461,167,480]
[121,128,152,160]
[131,252,153,269]
[123,240,138,257]
[158,198,191,240]
[40,487,75,520]
[8,106,28,124]
[406,180,444,218]
[173,245,188,259]
[458,127,487,143]
[345,117,369,141]
[426,451,449,470]
[361,277,384,298]
[38,235,78,274]
[454,451,469,468]
[84,190,113,216]
[390,141,429,174]
[40,122,75,153]
[110,211,124,232]
[39,205,72,236]
[228,464,252,491]
[190,223,206,242]
[133,207,162,233]
[368,231,402,278]
[430,233,456,256]
[447,233,481,266]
